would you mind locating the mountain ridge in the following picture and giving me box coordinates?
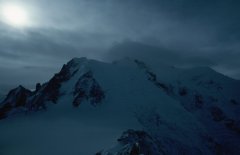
[0,57,239,155]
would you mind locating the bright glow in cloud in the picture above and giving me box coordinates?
[1,4,30,27]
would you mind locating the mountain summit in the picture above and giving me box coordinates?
[0,57,240,155]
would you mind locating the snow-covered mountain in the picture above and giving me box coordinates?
[0,57,239,155]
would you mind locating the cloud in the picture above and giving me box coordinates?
[0,0,240,92]
[105,40,212,65]
[0,27,112,90]
[106,40,240,79]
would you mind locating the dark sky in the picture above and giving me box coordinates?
[0,0,240,92]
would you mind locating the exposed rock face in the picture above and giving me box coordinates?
[178,87,188,96]
[0,58,105,119]
[134,59,171,94]
[25,61,75,111]
[97,130,164,155]
[0,57,240,155]
[210,106,225,122]
[40,62,73,103]
[0,85,32,119]
[0,60,75,118]
[117,130,164,155]
[35,83,41,92]
[73,71,105,107]
[224,119,240,134]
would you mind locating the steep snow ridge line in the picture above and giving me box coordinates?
[59,57,90,95]
[0,57,240,155]
[59,57,106,107]
[134,59,173,95]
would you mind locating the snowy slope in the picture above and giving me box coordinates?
[0,57,240,155]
